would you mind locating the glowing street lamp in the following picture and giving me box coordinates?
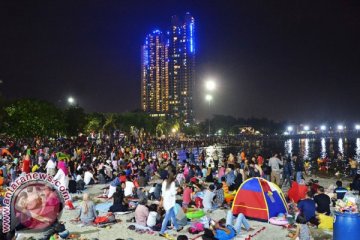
[205,94,213,103]
[304,125,310,131]
[205,80,216,91]
[320,125,327,131]
[355,124,360,131]
[67,97,75,105]
[287,126,293,132]
[337,125,344,131]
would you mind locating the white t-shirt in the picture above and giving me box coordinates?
[146,211,158,227]
[161,180,177,211]
[202,190,215,211]
[124,181,135,197]
[46,160,56,169]
[84,171,94,185]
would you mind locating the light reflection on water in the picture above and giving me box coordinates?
[338,138,344,155]
[356,138,360,162]
[284,139,293,157]
[222,138,360,160]
[321,138,326,158]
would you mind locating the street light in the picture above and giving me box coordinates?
[67,97,75,105]
[304,125,310,131]
[320,125,326,131]
[287,126,293,132]
[337,125,344,131]
[205,94,213,103]
[355,124,360,131]
[205,80,216,91]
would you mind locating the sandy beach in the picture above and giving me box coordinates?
[16,175,348,240]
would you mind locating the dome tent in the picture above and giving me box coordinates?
[231,177,288,221]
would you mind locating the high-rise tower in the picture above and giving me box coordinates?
[141,30,169,115]
[141,13,195,122]
[168,12,195,123]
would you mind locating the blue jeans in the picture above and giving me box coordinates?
[226,211,250,235]
[160,207,179,234]
[296,171,302,183]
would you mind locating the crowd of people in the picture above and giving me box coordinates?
[0,135,360,240]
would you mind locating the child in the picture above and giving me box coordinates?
[290,213,311,240]
[214,182,225,208]
[203,184,216,212]
[221,177,229,194]
[182,184,193,208]
[147,204,159,228]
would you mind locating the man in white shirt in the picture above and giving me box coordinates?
[84,169,96,185]
[268,154,283,186]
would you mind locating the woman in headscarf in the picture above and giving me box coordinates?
[54,160,69,189]
[75,193,97,225]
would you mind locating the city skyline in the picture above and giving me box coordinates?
[1,1,360,122]
[141,13,195,123]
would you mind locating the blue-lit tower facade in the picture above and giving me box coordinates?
[168,13,195,123]
[141,13,195,122]
[141,30,169,114]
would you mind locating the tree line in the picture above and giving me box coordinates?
[0,98,283,138]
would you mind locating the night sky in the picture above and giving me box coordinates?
[1,0,360,122]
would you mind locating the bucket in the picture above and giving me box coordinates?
[333,212,360,240]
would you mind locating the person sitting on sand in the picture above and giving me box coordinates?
[109,184,129,213]
[297,191,317,225]
[75,193,97,225]
[203,184,216,212]
[288,213,311,240]
[146,204,160,228]
[135,198,149,227]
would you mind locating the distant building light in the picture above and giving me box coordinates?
[355,124,360,130]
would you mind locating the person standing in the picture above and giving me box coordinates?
[283,158,293,187]
[268,154,283,186]
[293,155,304,183]
[54,160,69,189]
[159,169,183,237]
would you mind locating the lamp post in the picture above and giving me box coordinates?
[205,94,213,136]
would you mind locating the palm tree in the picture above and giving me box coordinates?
[102,113,118,135]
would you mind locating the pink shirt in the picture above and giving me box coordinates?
[218,167,225,179]
[135,204,149,226]
[183,187,192,204]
